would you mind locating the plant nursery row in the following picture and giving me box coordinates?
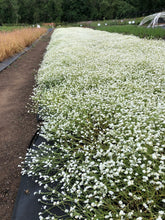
[0,27,47,62]
[95,25,165,40]
[22,28,165,220]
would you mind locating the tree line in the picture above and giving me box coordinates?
[0,0,164,24]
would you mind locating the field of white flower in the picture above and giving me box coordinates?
[22,27,165,219]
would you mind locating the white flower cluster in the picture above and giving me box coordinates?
[22,28,165,219]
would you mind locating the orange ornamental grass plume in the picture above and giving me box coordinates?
[0,27,47,62]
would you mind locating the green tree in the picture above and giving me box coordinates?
[99,0,113,19]
[1,0,165,24]
[62,0,93,22]
[18,0,35,23]
[87,0,100,20]
[46,0,63,22]
[0,0,13,23]
[112,0,137,18]
[11,0,19,23]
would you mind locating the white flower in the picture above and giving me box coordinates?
[119,210,125,216]
[119,201,123,205]
[158,211,164,215]
[42,195,47,201]
[128,180,134,186]
[128,192,133,196]
[109,191,114,195]
[23,27,165,219]
[127,211,134,218]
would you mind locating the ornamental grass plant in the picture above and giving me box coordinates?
[22,28,165,220]
[0,27,47,62]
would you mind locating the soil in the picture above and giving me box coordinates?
[0,32,52,220]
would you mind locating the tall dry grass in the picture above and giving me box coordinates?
[0,27,47,62]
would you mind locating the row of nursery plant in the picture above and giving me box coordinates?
[87,17,142,27]
[73,17,142,28]
[0,27,47,62]
[94,25,165,40]
[0,25,25,32]
[22,28,165,219]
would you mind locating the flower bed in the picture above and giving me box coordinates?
[0,27,47,62]
[22,28,165,220]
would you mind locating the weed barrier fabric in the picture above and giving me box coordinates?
[12,134,43,220]
[12,132,67,220]
[0,47,30,72]
[12,175,43,220]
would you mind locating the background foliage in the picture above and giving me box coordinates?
[0,0,164,24]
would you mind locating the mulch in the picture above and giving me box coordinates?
[0,32,52,220]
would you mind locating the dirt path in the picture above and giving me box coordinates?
[0,32,52,220]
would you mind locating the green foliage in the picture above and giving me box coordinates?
[0,0,13,23]
[0,0,164,24]
[11,0,19,24]
[0,0,63,23]
[62,0,93,22]
[0,25,24,31]
[94,24,165,39]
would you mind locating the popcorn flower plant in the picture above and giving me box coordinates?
[22,28,165,219]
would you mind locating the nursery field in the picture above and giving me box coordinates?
[0,25,25,32]
[0,27,47,62]
[22,28,165,219]
[95,25,165,40]
[75,18,165,39]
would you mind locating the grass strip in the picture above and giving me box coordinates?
[93,25,165,39]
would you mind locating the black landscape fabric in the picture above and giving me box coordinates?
[12,134,66,220]
[12,134,45,220]
[0,47,30,72]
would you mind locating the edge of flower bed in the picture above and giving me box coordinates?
[11,133,45,220]
[12,131,67,220]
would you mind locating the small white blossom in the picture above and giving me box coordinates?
[22,27,165,220]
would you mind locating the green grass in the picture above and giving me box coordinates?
[61,17,142,29]
[71,17,165,40]
[89,17,143,27]
[0,25,29,32]
[0,26,22,32]
[94,25,165,39]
